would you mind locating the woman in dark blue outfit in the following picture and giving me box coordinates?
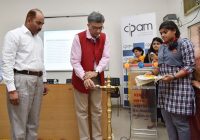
[144,37,163,63]
[143,37,164,129]
[150,21,195,140]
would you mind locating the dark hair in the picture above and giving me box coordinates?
[88,11,105,23]
[132,47,144,55]
[159,21,180,50]
[144,37,163,63]
[159,21,180,38]
[148,37,163,53]
[25,9,43,23]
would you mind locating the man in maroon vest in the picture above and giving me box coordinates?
[70,11,110,140]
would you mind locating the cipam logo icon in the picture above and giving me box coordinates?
[124,23,153,37]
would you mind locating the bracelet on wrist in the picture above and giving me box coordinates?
[172,73,177,80]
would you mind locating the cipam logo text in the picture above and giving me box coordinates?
[124,23,153,37]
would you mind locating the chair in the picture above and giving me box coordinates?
[66,79,72,83]
[47,79,59,84]
[109,77,121,116]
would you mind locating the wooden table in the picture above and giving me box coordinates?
[0,84,108,140]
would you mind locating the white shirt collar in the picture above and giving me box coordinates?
[86,29,100,41]
[21,25,32,35]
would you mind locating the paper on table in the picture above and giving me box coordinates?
[135,75,163,86]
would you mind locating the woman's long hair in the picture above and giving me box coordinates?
[144,37,163,63]
[159,21,180,38]
[159,21,180,50]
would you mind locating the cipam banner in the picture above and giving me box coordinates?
[121,13,157,107]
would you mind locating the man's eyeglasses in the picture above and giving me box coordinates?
[90,25,104,31]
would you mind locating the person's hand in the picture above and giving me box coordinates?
[43,84,49,96]
[8,90,19,105]
[84,78,96,89]
[145,71,153,75]
[152,55,158,62]
[84,71,98,80]
[128,58,138,63]
[162,74,174,83]
[192,80,200,89]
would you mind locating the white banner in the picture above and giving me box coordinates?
[121,13,157,107]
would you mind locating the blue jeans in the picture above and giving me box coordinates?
[161,109,190,140]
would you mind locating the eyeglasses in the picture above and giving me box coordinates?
[90,25,104,31]
[153,42,161,45]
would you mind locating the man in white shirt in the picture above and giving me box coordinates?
[2,9,47,140]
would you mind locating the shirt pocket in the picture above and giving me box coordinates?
[18,36,33,52]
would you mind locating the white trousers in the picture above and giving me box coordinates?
[7,74,43,140]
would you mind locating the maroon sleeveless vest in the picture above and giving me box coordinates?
[72,31,105,93]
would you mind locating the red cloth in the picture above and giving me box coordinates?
[72,31,105,93]
[190,89,200,140]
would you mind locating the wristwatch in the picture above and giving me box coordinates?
[95,69,99,74]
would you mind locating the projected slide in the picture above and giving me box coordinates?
[44,30,83,71]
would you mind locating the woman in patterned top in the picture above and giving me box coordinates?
[150,21,195,140]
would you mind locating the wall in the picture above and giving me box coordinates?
[171,0,200,38]
[0,0,175,83]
